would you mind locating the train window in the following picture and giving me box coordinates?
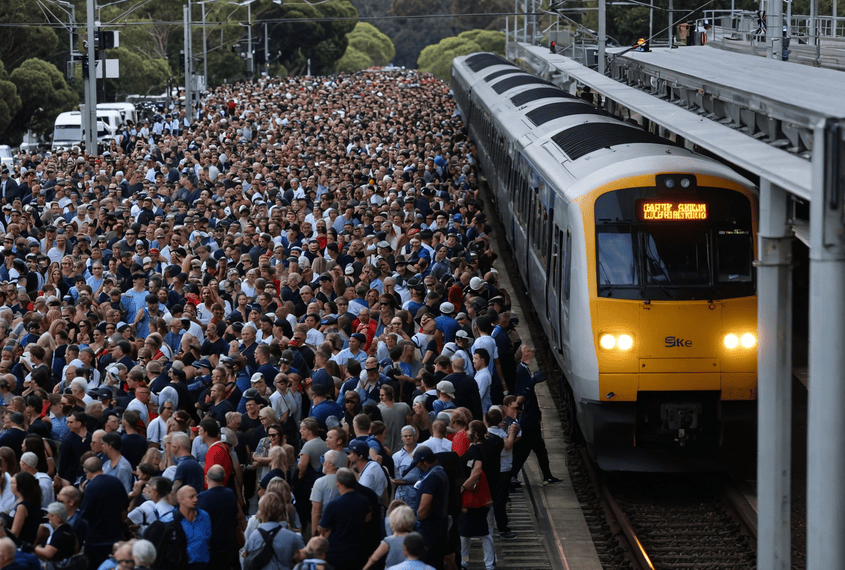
[594,188,755,300]
[716,230,753,282]
[597,230,638,286]
[551,227,560,291]
[642,228,711,286]
[564,230,572,300]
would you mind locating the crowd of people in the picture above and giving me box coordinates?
[0,67,559,570]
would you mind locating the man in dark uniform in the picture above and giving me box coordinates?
[512,345,561,486]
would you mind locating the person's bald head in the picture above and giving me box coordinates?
[83,456,103,478]
[0,538,16,565]
[206,464,225,486]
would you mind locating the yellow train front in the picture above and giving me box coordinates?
[580,174,758,470]
[450,52,758,471]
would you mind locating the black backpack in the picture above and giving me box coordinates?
[243,525,282,570]
[142,511,188,570]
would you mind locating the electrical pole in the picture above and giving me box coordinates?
[247,2,253,80]
[184,5,193,122]
[85,0,98,153]
[598,0,606,74]
[202,1,208,89]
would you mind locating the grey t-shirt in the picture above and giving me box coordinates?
[310,473,339,507]
[378,402,411,453]
[300,437,328,472]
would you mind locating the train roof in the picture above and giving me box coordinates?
[453,53,751,201]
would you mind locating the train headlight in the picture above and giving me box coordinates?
[600,334,616,349]
[680,178,692,188]
[724,334,739,349]
[740,333,757,348]
[617,335,634,350]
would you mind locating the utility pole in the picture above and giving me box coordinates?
[184,5,193,122]
[264,22,269,75]
[598,0,606,74]
[247,1,253,80]
[201,1,209,89]
[85,0,98,153]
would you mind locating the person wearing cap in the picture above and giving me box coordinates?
[346,438,388,500]
[434,302,460,343]
[406,445,450,568]
[331,332,368,377]
[432,381,456,418]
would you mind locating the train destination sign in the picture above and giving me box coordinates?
[638,201,708,221]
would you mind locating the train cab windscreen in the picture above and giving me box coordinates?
[595,186,754,300]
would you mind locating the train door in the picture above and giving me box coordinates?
[547,223,562,351]
[561,228,572,362]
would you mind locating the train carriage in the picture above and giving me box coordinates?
[452,53,758,471]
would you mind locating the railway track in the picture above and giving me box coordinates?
[580,447,757,569]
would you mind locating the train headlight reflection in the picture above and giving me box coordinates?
[618,335,634,350]
[600,334,616,349]
[724,334,739,349]
[740,333,756,348]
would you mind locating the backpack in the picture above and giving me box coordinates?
[142,511,188,570]
[243,525,282,570]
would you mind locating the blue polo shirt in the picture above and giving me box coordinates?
[161,508,212,564]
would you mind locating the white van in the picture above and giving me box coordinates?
[51,111,115,151]
[97,102,137,125]
[0,146,13,169]
[96,109,122,133]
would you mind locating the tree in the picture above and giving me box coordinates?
[0,61,22,137]
[6,59,77,146]
[459,29,506,53]
[266,0,358,76]
[0,0,59,72]
[345,22,395,66]
[336,46,373,73]
[418,36,483,81]
[104,47,171,99]
[417,30,505,81]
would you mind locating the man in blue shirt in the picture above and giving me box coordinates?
[161,485,212,570]
[80,456,130,569]
[171,432,205,494]
[408,446,450,570]
[197,465,239,570]
[317,468,370,570]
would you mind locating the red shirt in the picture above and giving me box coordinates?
[353,318,378,352]
[203,440,233,489]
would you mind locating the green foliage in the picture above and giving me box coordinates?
[418,36,483,81]
[417,30,505,80]
[336,46,373,73]
[6,59,77,146]
[0,0,59,72]
[266,0,358,76]
[346,22,395,66]
[103,47,171,99]
[0,61,22,137]
[459,29,506,53]
[206,51,248,86]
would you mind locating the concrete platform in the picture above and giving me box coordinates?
[471,203,602,570]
